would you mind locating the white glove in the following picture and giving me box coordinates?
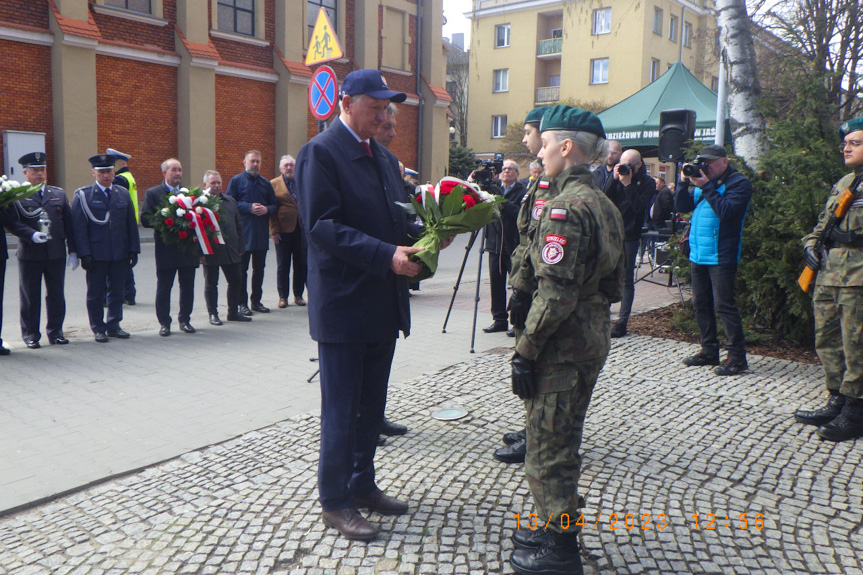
[67,252,80,270]
[31,231,49,244]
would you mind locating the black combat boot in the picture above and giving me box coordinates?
[511,530,582,575]
[494,438,526,463]
[817,397,863,442]
[795,389,845,426]
[502,429,527,445]
[512,526,552,550]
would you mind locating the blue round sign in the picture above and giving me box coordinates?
[309,66,338,120]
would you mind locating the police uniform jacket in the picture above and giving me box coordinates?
[226,171,277,252]
[6,185,76,261]
[71,183,140,261]
[269,175,299,235]
[141,183,199,269]
[296,115,422,343]
[204,194,244,267]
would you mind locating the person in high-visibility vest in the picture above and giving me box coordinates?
[107,148,138,305]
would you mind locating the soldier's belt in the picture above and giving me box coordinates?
[828,228,863,247]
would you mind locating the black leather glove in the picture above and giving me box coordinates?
[511,352,537,400]
[129,253,138,268]
[803,246,821,271]
[81,256,94,272]
[507,289,531,330]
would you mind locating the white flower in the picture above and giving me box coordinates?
[179,187,189,193]
[176,208,186,217]
[161,208,170,216]
[168,196,178,205]
[198,195,209,204]
[476,190,495,203]
[195,207,203,214]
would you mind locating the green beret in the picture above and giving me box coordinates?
[840,117,863,137]
[524,106,548,126]
[539,105,606,138]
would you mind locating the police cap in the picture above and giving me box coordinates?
[89,154,115,170]
[106,148,132,161]
[19,152,47,168]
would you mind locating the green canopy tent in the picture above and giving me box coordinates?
[597,62,731,150]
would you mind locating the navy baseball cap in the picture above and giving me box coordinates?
[340,69,406,102]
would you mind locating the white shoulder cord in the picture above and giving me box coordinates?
[75,189,110,225]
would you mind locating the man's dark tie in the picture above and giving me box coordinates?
[361,141,373,158]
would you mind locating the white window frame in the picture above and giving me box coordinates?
[493,69,509,93]
[492,115,507,139]
[650,58,660,82]
[683,21,693,48]
[592,8,611,36]
[669,15,678,42]
[551,28,563,39]
[590,58,609,85]
[653,7,663,35]
[495,24,511,48]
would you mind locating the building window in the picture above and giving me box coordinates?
[650,58,660,82]
[711,76,720,92]
[653,8,663,35]
[669,15,678,42]
[495,24,510,48]
[218,0,254,35]
[551,28,563,39]
[492,115,507,138]
[592,8,611,35]
[105,0,151,12]
[308,0,338,44]
[683,21,692,48]
[590,58,609,84]
[549,75,560,87]
[493,69,509,93]
[382,7,410,71]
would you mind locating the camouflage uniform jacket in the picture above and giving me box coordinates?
[509,172,560,295]
[514,165,625,390]
[804,168,863,287]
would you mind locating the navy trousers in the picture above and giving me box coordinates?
[317,339,396,511]
[155,266,196,326]
[240,250,267,307]
[19,258,66,342]
[86,260,129,333]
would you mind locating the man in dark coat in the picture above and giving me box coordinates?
[226,150,277,316]
[70,154,140,342]
[296,69,428,541]
[0,205,9,355]
[201,170,249,325]
[141,158,200,336]
[4,152,77,348]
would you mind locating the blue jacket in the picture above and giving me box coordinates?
[71,183,140,261]
[226,171,277,252]
[675,165,752,265]
[296,116,422,343]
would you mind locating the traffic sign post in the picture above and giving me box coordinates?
[309,66,338,121]
[305,8,343,66]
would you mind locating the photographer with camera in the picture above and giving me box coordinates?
[602,149,655,338]
[674,144,752,376]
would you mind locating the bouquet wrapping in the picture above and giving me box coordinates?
[0,175,38,209]
[396,177,505,281]
[147,187,227,256]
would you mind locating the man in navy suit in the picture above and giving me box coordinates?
[296,69,429,541]
[70,154,140,342]
[141,158,200,336]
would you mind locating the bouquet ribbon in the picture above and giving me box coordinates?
[175,195,225,255]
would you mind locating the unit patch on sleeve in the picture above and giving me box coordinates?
[549,208,567,221]
[532,199,547,220]
[538,180,550,189]
[541,234,566,264]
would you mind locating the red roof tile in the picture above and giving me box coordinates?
[48,0,102,41]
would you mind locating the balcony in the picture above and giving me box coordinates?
[535,86,560,104]
[536,37,562,58]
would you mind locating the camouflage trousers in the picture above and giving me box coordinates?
[524,358,605,535]
[813,284,863,398]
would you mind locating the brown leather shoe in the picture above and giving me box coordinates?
[354,488,409,516]
[278,298,288,308]
[294,297,307,306]
[321,508,379,541]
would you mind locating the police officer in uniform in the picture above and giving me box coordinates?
[508,106,624,575]
[795,117,863,442]
[107,148,138,305]
[4,152,77,348]
[70,154,140,342]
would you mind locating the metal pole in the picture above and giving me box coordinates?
[714,50,728,146]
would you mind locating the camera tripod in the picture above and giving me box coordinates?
[441,227,490,354]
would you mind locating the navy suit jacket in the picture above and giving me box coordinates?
[71,183,140,261]
[296,116,421,343]
[141,183,200,270]
[6,185,76,261]
[226,171,277,252]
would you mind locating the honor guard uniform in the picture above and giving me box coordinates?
[70,154,141,342]
[4,152,77,348]
[107,147,138,305]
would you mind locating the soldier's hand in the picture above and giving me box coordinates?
[81,256,94,272]
[507,289,531,330]
[129,253,138,268]
[804,246,821,271]
[511,352,537,400]
[391,246,423,277]
[31,231,49,244]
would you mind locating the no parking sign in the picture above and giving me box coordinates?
[309,66,338,121]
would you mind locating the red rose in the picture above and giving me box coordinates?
[189,221,197,229]
[463,194,476,209]
[165,218,175,226]
[178,231,188,239]
[438,180,458,195]
[215,214,221,221]
[184,213,193,221]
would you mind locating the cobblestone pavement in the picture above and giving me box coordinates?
[2,336,861,575]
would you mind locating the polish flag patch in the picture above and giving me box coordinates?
[538,180,550,189]
[549,208,567,220]
[532,199,547,220]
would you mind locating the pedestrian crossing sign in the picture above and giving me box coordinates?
[305,8,343,66]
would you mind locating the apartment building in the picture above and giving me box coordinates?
[466,0,720,153]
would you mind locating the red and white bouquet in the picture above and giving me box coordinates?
[397,176,505,281]
[147,187,226,256]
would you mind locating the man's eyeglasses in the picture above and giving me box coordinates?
[840,140,863,151]
[501,167,518,171]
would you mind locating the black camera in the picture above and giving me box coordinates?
[618,163,632,176]
[473,153,504,189]
[682,158,708,178]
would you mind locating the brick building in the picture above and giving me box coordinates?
[0,0,450,197]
